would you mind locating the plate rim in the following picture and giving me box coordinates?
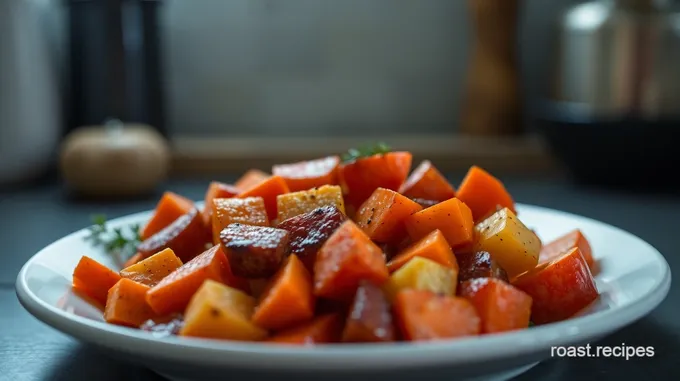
[15,203,672,370]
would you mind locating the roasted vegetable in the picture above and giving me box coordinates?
[386,229,457,273]
[342,281,395,343]
[456,251,509,282]
[137,208,210,263]
[120,248,183,287]
[456,166,516,222]
[238,175,290,220]
[474,207,540,279]
[339,151,412,209]
[267,314,344,345]
[141,192,194,240]
[72,256,122,306]
[201,181,239,226]
[276,206,347,271]
[399,160,456,202]
[219,223,290,278]
[405,197,474,248]
[355,187,422,244]
[273,156,341,192]
[105,278,158,327]
[383,257,457,302]
[211,197,269,244]
[539,229,594,269]
[458,278,532,333]
[276,185,345,222]
[235,169,269,191]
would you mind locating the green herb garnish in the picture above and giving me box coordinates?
[84,214,141,266]
[341,142,392,163]
[529,321,535,327]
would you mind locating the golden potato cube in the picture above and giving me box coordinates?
[474,207,541,279]
[180,279,267,341]
[120,248,183,287]
[383,257,457,302]
[276,185,345,221]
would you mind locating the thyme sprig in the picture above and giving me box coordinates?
[84,214,141,266]
[341,142,392,163]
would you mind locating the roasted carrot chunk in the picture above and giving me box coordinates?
[238,175,290,221]
[355,188,422,244]
[342,281,395,343]
[276,185,346,222]
[104,279,158,327]
[220,223,290,279]
[141,192,194,240]
[277,206,347,271]
[339,152,412,209]
[137,208,210,263]
[122,252,144,269]
[180,280,267,341]
[120,248,183,287]
[252,255,315,330]
[539,229,594,269]
[211,197,269,244]
[512,247,598,325]
[386,229,457,273]
[72,256,122,305]
[405,197,474,249]
[235,169,269,191]
[393,290,481,341]
[399,160,456,202]
[146,245,238,315]
[267,314,344,345]
[457,251,509,282]
[201,181,239,226]
[314,221,389,301]
[272,156,341,192]
[458,278,532,333]
[456,166,516,222]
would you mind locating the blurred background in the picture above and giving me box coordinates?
[2,0,680,195]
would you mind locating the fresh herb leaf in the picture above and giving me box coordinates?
[84,215,141,266]
[528,321,535,327]
[341,142,392,163]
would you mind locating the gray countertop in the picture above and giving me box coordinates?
[1,175,678,381]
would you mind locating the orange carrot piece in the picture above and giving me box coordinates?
[211,197,269,244]
[235,169,270,191]
[104,279,158,327]
[122,252,144,269]
[399,160,456,202]
[137,208,210,263]
[252,255,315,330]
[355,188,423,244]
[272,156,341,192]
[266,314,344,345]
[146,245,243,315]
[458,278,532,334]
[314,221,389,301]
[201,181,239,226]
[386,230,457,273]
[456,166,516,222]
[141,192,194,240]
[342,281,395,343]
[120,248,183,287]
[72,256,122,306]
[539,229,594,269]
[405,197,474,249]
[393,290,481,341]
[238,175,290,221]
[339,152,412,209]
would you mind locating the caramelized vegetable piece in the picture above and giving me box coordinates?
[120,248,183,287]
[72,256,122,305]
[457,251,509,282]
[512,247,598,325]
[252,255,315,330]
[235,169,270,191]
[456,166,516,222]
[393,290,481,341]
[411,198,440,209]
[399,160,456,201]
[383,257,458,302]
[211,197,269,244]
[146,245,240,315]
[267,314,344,345]
[180,280,267,341]
[140,313,185,337]
[539,229,594,269]
[387,229,457,273]
[137,208,210,263]
[277,206,347,271]
[141,192,194,240]
[474,208,540,279]
[458,278,532,333]
[342,281,395,343]
[405,197,474,248]
[238,175,290,221]
[272,156,341,192]
[104,279,158,327]
[314,221,389,301]
[276,185,346,222]
[123,252,144,269]
[355,188,422,244]
[339,151,412,208]
[248,278,270,299]
[201,181,239,226]
[220,223,290,279]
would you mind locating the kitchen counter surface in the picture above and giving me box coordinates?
[1,174,678,381]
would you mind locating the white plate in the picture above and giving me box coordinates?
[16,204,671,381]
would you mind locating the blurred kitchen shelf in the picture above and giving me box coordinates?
[170,134,556,175]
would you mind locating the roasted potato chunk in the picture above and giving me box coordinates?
[276,185,345,222]
[456,251,509,282]
[382,257,457,302]
[220,223,290,278]
[137,208,211,263]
